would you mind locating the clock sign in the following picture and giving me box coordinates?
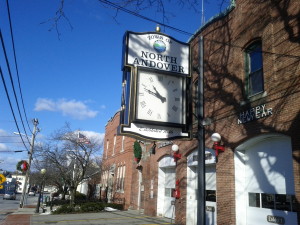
[119,31,191,141]
[135,68,186,126]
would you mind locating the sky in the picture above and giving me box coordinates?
[0,0,231,172]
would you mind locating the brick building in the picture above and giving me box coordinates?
[101,112,144,209]
[102,0,300,224]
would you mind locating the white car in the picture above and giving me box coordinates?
[28,191,36,196]
[3,191,16,200]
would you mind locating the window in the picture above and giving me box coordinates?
[194,80,199,121]
[106,140,109,159]
[116,165,121,190]
[249,192,260,207]
[101,171,108,188]
[115,165,125,192]
[121,136,125,152]
[245,41,264,97]
[275,194,291,211]
[206,190,216,202]
[262,193,275,209]
[112,135,116,156]
[165,188,174,197]
[249,193,296,212]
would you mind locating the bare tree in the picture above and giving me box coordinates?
[41,0,207,39]
[35,124,102,205]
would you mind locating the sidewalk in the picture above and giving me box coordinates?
[0,205,35,225]
[1,205,174,225]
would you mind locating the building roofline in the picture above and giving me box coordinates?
[188,0,236,43]
[105,110,121,127]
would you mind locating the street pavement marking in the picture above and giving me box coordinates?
[32,215,172,224]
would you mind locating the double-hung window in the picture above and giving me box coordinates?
[245,41,264,97]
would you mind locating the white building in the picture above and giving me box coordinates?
[12,174,26,194]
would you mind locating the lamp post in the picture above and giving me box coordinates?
[15,118,39,208]
[35,168,46,213]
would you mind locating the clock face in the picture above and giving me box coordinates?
[135,69,185,125]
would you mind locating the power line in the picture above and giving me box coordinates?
[0,64,29,152]
[98,0,300,60]
[1,3,31,141]
[0,150,27,153]
[97,0,194,36]
[5,0,33,134]
[0,30,31,144]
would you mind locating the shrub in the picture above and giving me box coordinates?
[75,192,86,200]
[46,199,69,206]
[50,201,124,214]
[52,204,75,214]
[80,202,105,212]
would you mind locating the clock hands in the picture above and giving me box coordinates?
[144,86,166,103]
[152,86,166,103]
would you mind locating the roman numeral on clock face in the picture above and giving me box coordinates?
[147,109,153,116]
[172,105,178,112]
[140,101,146,108]
[157,113,161,119]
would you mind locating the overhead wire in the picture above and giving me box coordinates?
[0,29,31,145]
[5,0,33,134]
[0,64,29,152]
[98,0,300,60]
[97,0,194,36]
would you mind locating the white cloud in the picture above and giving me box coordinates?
[0,143,8,151]
[34,98,99,120]
[34,98,56,111]
[0,156,24,172]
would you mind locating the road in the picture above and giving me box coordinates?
[0,193,38,222]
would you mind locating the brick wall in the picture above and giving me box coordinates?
[189,0,300,224]
[102,111,137,209]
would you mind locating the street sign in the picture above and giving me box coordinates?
[0,174,6,184]
[0,185,3,189]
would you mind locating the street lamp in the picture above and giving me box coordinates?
[211,133,225,162]
[172,144,181,162]
[35,168,46,213]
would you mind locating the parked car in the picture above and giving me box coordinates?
[28,191,36,196]
[3,191,16,200]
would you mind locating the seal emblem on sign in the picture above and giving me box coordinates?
[153,40,166,53]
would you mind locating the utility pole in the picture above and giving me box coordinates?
[197,36,205,225]
[19,118,39,208]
